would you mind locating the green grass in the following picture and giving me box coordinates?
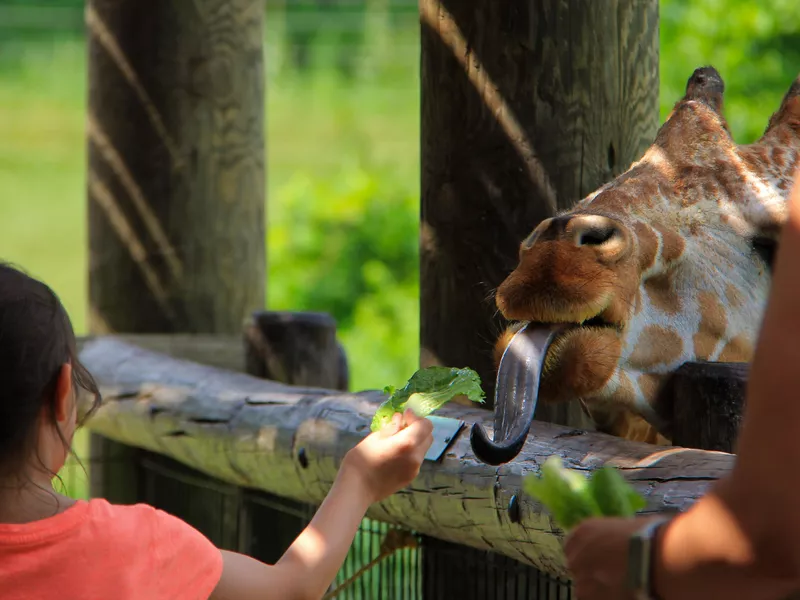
[0,37,87,329]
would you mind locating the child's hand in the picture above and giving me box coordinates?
[342,409,434,503]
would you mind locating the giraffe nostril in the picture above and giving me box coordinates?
[518,214,629,262]
[570,215,621,248]
[577,226,616,247]
[566,214,631,262]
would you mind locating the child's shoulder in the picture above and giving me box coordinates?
[83,498,197,539]
[84,497,163,527]
[82,498,220,561]
[80,498,223,597]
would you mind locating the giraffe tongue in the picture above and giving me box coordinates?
[470,322,566,465]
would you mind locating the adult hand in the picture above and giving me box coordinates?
[565,514,666,600]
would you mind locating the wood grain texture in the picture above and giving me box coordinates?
[419,0,659,428]
[87,0,266,334]
[80,338,733,579]
[670,362,748,453]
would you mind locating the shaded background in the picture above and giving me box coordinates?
[0,0,798,494]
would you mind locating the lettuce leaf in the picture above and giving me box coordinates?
[370,366,485,432]
[523,456,646,531]
[588,465,647,518]
[523,457,601,531]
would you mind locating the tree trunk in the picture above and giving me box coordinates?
[419,0,659,428]
[86,0,266,334]
[80,338,733,580]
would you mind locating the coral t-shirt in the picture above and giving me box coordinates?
[0,498,223,600]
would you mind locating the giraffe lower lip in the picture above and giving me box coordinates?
[533,323,624,402]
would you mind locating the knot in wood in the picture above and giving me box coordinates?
[507,494,522,524]
[190,53,236,103]
[297,446,309,469]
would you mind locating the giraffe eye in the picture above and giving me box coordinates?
[751,236,776,270]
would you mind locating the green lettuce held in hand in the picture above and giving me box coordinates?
[588,463,647,519]
[370,366,485,432]
[523,456,646,532]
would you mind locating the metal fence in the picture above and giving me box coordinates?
[95,437,572,599]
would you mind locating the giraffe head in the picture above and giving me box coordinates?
[494,66,800,444]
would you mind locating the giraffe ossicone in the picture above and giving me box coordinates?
[494,65,800,446]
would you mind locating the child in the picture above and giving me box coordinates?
[0,263,434,600]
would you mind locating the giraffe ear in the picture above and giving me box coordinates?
[761,73,800,138]
[662,66,727,123]
[737,72,800,238]
[659,66,731,138]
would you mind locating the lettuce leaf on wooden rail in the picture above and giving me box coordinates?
[523,456,646,531]
[370,366,485,432]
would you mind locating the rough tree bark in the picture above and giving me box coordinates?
[86,0,266,334]
[419,0,660,429]
[80,338,733,580]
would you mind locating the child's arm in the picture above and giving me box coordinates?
[209,409,433,600]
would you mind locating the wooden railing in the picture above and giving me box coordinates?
[77,313,745,583]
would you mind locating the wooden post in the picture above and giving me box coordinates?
[244,311,349,391]
[419,0,659,430]
[85,0,266,502]
[86,0,266,334]
[670,362,748,453]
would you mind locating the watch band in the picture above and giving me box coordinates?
[626,516,671,600]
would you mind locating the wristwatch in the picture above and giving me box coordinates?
[626,516,671,600]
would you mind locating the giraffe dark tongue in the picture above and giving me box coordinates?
[470,323,566,465]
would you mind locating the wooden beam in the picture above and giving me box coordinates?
[419,0,659,427]
[77,334,245,373]
[79,338,732,579]
[86,0,266,334]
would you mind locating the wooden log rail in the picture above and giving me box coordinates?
[78,337,739,580]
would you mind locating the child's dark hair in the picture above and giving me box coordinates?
[0,262,101,479]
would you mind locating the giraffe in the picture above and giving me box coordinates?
[493,66,800,446]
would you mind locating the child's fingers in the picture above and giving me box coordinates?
[401,408,422,427]
[393,415,434,451]
[378,412,403,437]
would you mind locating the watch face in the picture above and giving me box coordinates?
[627,534,650,591]
[628,518,671,599]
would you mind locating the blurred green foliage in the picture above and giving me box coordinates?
[660,0,800,142]
[0,1,798,499]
